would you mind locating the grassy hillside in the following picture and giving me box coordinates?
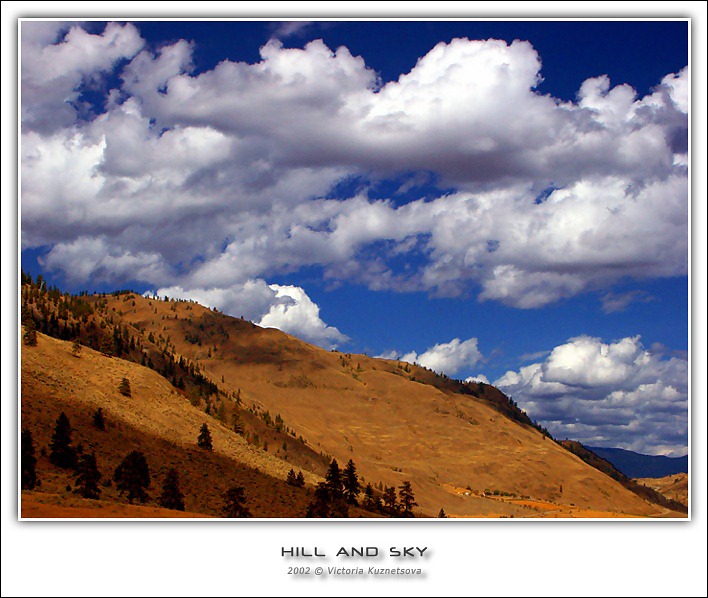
[635,473,688,507]
[20,275,686,518]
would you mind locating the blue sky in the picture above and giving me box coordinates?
[20,20,689,455]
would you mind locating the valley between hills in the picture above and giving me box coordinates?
[20,276,688,519]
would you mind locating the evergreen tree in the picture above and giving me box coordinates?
[232,414,244,434]
[49,412,77,469]
[382,485,398,515]
[21,429,37,490]
[343,459,360,505]
[222,485,252,517]
[305,482,332,518]
[159,468,185,511]
[118,377,131,397]
[362,483,375,510]
[75,452,101,499]
[197,423,213,450]
[23,320,38,346]
[438,508,447,518]
[305,480,349,518]
[295,471,305,488]
[114,451,150,503]
[398,481,418,518]
[71,340,82,357]
[286,469,298,486]
[93,407,106,431]
[325,458,343,500]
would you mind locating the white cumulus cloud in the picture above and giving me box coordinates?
[257,284,348,349]
[20,24,689,336]
[494,335,687,455]
[384,337,483,376]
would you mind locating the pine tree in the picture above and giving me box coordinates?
[71,340,82,357]
[398,481,418,518]
[343,459,360,505]
[232,414,244,434]
[295,471,305,488]
[438,508,447,518]
[93,407,106,431]
[118,377,131,397]
[286,469,298,486]
[222,485,252,517]
[305,482,332,518]
[159,468,185,511]
[325,458,343,500]
[49,412,77,469]
[75,452,101,499]
[382,485,398,515]
[23,321,38,346]
[21,429,37,490]
[114,451,150,503]
[362,483,375,510]
[197,423,213,450]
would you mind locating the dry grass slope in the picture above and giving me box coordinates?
[94,293,676,518]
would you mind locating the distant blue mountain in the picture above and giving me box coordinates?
[587,446,688,479]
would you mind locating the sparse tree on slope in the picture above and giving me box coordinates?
[362,483,375,510]
[197,423,213,450]
[295,471,305,488]
[343,459,360,505]
[75,452,101,499]
[23,321,38,346]
[159,468,185,511]
[286,469,298,486]
[114,450,150,503]
[222,485,252,517]
[438,508,447,518]
[118,377,131,397]
[382,485,398,516]
[93,407,106,431]
[398,481,418,518]
[21,429,37,490]
[325,458,343,500]
[49,412,77,469]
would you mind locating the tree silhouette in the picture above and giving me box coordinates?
[438,508,447,518]
[75,452,101,499]
[114,451,150,503]
[197,423,213,450]
[305,482,332,517]
[159,468,185,511]
[295,471,305,488]
[49,412,77,469]
[71,340,82,357]
[118,377,131,397]
[286,469,298,486]
[222,485,252,517]
[93,407,106,431]
[23,321,38,346]
[362,483,375,510]
[382,485,398,516]
[21,429,37,490]
[325,458,343,500]
[343,459,360,505]
[398,481,418,518]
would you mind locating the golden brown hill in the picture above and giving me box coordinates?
[93,292,676,518]
[21,331,325,517]
[636,473,688,507]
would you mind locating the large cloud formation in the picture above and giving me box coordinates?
[21,23,688,341]
[494,336,688,455]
